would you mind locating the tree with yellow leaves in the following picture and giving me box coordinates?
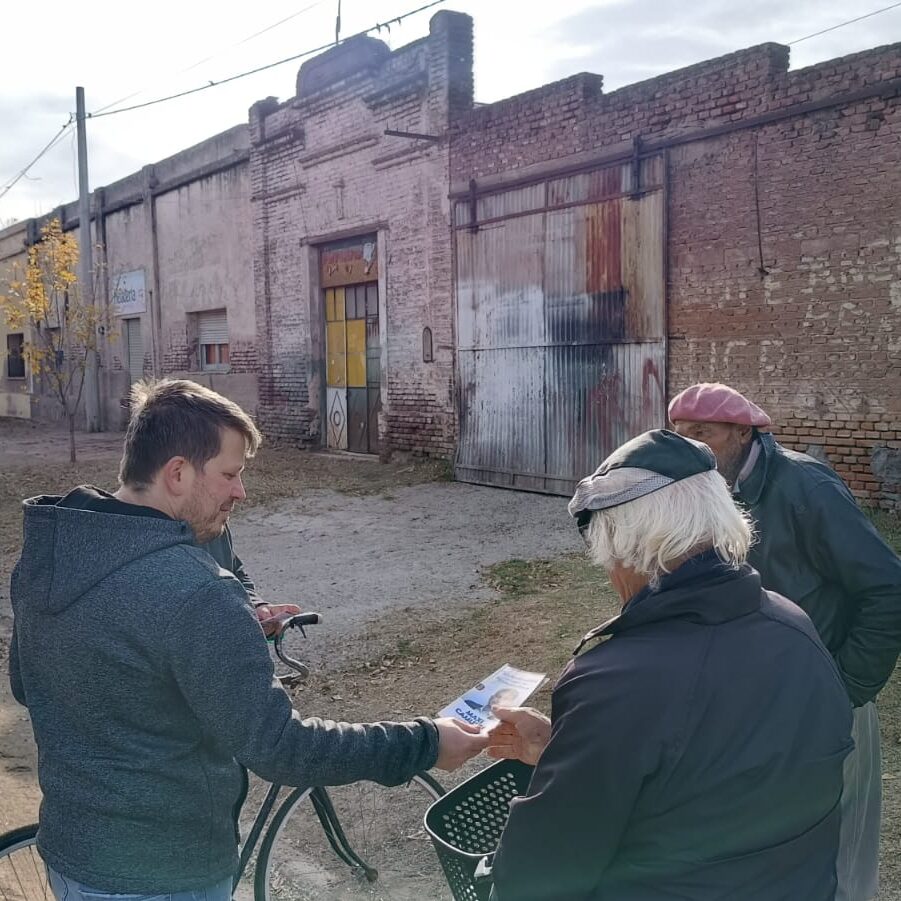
[0,217,112,462]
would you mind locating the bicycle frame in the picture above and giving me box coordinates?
[234,782,378,888]
[235,782,282,884]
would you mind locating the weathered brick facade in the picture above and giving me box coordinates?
[249,11,473,457]
[449,42,901,507]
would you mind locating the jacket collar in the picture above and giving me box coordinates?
[733,430,775,506]
[574,549,762,655]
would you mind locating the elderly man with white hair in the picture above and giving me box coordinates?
[486,429,853,901]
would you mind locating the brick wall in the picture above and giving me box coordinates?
[450,40,901,507]
[249,11,473,458]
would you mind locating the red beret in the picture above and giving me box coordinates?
[668,383,772,428]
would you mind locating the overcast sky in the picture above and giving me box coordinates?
[1,0,899,223]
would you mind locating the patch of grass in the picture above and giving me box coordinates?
[868,509,901,555]
[435,458,455,482]
[243,447,445,506]
[484,555,599,599]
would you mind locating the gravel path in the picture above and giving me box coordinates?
[234,482,576,637]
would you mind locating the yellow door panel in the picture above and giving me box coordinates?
[326,320,347,387]
[346,319,366,354]
[327,321,346,354]
[346,320,367,387]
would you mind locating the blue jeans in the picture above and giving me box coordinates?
[48,868,233,901]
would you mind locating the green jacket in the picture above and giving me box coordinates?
[736,432,901,706]
[203,524,261,604]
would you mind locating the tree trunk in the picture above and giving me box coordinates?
[68,412,77,464]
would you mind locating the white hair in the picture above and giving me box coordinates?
[585,469,753,585]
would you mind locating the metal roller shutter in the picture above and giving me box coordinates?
[198,310,228,345]
[125,318,143,383]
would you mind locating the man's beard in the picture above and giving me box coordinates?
[183,484,230,543]
[718,442,748,488]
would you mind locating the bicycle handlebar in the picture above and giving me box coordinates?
[268,612,322,678]
[289,613,323,628]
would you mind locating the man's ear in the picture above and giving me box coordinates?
[736,424,754,444]
[160,456,192,497]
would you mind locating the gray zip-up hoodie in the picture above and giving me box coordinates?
[9,489,438,893]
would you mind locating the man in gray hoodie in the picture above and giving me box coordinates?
[9,379,486,899]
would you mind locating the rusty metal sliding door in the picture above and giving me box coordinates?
[454,158,666,493]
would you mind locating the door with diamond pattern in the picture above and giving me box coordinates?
[322,235,381,454]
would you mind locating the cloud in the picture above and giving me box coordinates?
[0,91,199,223]
[544,0,900,89]
[2,0,897,221]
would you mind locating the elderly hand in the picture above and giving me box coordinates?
[433,718,491,771]
[486,706,551,766]
[255,604,302,637]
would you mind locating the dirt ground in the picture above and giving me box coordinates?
[1,418,899,900]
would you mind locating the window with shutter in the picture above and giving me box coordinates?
[197,311,229,371]
[124,318,144,383]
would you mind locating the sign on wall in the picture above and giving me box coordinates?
[320,239,378,288]
[112,269,147,316]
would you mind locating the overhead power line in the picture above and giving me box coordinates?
[89,0,448,120]
[191,0,332,65]
[0,117,74,202]
[92,0,332,116]
[788,1,901,45]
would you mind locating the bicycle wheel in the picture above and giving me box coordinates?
[255,774,448,901]
[0,824,51,901]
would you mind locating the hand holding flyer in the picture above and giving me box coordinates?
[438,664,546,730]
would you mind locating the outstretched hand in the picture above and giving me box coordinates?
[433,718,490,771]
[486,706,551,766]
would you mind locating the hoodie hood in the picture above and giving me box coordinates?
[17,489,194,614]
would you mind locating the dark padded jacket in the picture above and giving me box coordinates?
[492,552,853,901]
[203,525,260,604]
[737,432,901,706]
[9,488,438,893]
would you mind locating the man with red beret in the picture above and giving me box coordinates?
[669,382,901,901]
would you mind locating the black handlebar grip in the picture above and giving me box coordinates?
[292,613,322,627]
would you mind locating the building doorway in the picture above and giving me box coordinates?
[321,237,381,454]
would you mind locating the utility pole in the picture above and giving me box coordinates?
[76,86,101,432]
[335,0,341,43]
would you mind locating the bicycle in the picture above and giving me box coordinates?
[0,613,448,901]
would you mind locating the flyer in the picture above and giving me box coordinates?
[438,664,547,730]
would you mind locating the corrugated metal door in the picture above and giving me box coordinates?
[454,157,666,494]
[124,317,143,384]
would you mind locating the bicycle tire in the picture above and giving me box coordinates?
[0,824,51,901]
[254,774,447,901]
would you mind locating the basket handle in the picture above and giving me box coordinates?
[474,855,493,885]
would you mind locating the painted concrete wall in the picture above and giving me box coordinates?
[0,125,256,429]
